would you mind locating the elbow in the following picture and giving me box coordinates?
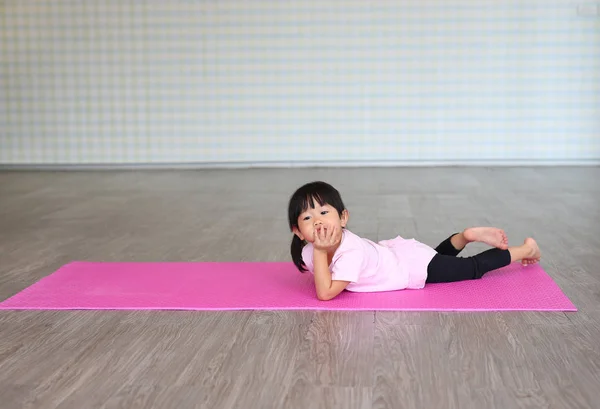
[316,291,335,301]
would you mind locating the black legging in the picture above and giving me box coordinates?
[426,233,511,283]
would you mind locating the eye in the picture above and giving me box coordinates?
[302,215,311,221]
[321,211,328,215]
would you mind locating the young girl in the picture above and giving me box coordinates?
[288,181,541,301]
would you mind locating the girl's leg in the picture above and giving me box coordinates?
[426,249,510,283]
[426,238,540,283]
[434,233,463,256]
[434,227,509,257]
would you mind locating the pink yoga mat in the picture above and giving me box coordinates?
[0,261,576,311]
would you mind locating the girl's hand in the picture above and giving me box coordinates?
[313,224,340,251]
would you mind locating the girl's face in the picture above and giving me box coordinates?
[293,199,349,243]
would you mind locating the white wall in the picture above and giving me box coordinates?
[1,0,599,166]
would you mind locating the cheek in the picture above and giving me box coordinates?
[299,224,313,236]
[328,215,342,224]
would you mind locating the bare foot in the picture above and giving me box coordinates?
[463,227,509,250]
[521,237,541,266]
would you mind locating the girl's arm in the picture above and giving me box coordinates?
[313,247,349,301]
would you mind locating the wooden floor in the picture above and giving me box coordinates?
[0,167,599,409]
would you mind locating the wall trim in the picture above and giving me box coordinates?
[1,159,599,170]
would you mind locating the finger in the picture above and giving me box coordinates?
[324,225,332,241]
[328,228,337,244]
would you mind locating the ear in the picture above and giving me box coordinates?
[292,227,305,241]
[340,209,349,227]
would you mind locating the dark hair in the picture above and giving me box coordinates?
[288,181,347,272]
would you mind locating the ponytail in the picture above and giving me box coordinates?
[291,235,307,272]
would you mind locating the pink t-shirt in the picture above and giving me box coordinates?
[301,229,437,292]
